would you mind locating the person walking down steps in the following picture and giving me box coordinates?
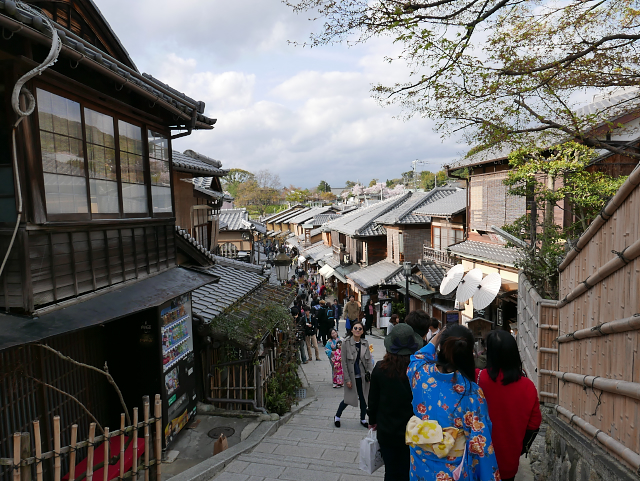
[344,295,360,336]
[334,320,372,429]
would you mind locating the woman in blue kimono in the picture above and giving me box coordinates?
[406,324,500,481]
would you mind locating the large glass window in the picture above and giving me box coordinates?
[85,108,119,213]
[149,130,171,213]
[119,120,147,213]
[36,89,88,214]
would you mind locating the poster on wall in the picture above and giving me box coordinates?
[378,289,390,300]
[379,300,393,328]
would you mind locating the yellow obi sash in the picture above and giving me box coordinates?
[405,416,466,458]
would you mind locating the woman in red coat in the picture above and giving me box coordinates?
[476,330,542,481]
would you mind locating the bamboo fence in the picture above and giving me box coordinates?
[517,166,640,474]
[0,396,162,481]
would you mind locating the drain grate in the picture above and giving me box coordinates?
[295,388,307,400]
[207,427,235,439]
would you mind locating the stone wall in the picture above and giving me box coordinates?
[529,408,637,481]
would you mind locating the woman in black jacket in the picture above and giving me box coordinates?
[367,323,422,481]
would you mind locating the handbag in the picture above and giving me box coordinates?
[359,429,384,474]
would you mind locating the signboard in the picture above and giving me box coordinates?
[497,308,503,327]
[378,300,393,328]
[446,312,460,324]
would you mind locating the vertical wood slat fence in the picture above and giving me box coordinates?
[205,330,282,412]
[517,273,560,403]
[0,396,162,481]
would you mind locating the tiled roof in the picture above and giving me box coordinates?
[322,256,340,269]
[448,240,523,267]
[347,261,403,290]
[310,227,324,237]
[175,226,263,273]
[325,194,410,237]
[0,3,217,130]
[286,207,331,225]
[219,209,249,231]
[376,188,460,225]
[414,189,467,217]
[262,205,305,223]
[191,265,267,320]
[300,241,333,263]
[312,214,340,225]
[417,262,447,289]
[172,150,229,176]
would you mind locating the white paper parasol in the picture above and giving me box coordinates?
[455,268,483,302]
[440,264,465,295]
[472,272,502,310]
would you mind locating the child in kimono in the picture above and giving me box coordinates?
[332,340,344,387]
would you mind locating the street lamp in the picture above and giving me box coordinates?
[403,261,412,316]
[274,250,292,283]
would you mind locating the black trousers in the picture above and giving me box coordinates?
[336,377,367,420]
[379,443,410,481]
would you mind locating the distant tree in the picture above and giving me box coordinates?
[345,180,356,189]
[235,170,282,216]
[223,168,254,198]
[317,180,331,193]
[368,179,378,187]
[285,189,311,203]
[421,170,450,190]
[319,191,336,201]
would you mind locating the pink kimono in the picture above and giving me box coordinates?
[332,348,344,386]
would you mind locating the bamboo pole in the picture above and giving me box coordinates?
[555,405,640,471]
[557,314,640,343]
[53,416,61,481]
[33,421,44,481]
[132,408,138,481]
[143,397,150,481]
[20,433,30,481]
[69,425,78,481]
[154,395,162,481]
[87,423,96,481]
[103,427,109,481]
[119,414,125,481]
[541,369,640,401]
[12,433,20,481]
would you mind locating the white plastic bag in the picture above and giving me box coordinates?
[359,428,384,474]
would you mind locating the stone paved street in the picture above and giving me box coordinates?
[212,324,387,481]
[210,322,534,481]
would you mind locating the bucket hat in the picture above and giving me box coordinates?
[384,323,423,356]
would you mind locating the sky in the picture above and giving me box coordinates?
[98,0,464,188]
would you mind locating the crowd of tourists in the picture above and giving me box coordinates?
[298,306,542,481]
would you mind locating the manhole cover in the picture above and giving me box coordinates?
[207,427,235,439]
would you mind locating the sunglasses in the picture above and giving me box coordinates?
[352,327,363,331]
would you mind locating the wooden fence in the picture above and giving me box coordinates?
[204,329,286,412]
[517,165,640,473]
[0,396,163,481]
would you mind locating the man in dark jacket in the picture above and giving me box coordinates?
[332,298,343,332]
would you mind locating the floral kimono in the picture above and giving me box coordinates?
[407,343,500,481]
[332,348,344,386]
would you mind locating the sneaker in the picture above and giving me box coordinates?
[333,384,337,388]
[334,416,341,428]
[360,420,369,428]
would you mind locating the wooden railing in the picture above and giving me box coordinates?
[423,246,458,267]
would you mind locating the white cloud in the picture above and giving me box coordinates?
[96,0,464,187]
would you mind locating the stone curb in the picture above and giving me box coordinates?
[167,394,318,481]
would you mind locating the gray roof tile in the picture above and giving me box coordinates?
[262,205,306,223]
[376,188,460,225]
[414,189,467,217]
[172,150,229,176]
[325,194,410,237]
[417,262,448,289]
[286,207,331,225]
[347,261,403,289]
[219,209,249,231]
[448,240,523,267]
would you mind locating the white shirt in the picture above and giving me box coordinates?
[426,328,440,343]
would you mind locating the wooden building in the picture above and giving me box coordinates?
[0,0,218,473]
